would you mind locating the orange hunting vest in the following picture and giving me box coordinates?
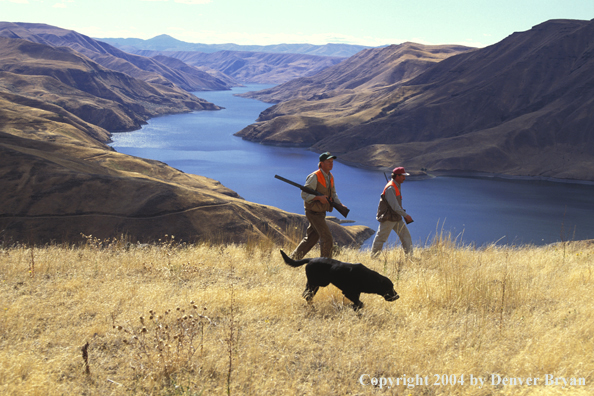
[315,169,334,189]
[305,169,334,213]
[376,180,403,222]
[382,180,401,198]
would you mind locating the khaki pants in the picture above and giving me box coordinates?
[371,219,413,257]
[291,210,333,259]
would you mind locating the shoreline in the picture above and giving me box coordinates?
[332,156,594,186]
[240,141,594,186]
[425,170,594,186]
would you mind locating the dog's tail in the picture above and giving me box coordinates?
[280,250,310,268]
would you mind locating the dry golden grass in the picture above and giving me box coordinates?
[1,234,593,395]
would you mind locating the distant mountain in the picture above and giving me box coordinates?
[1,24,352,86]
[238,42,474,103]
[0,22,237,91]
[99,34,372,57]
[235,19,594,181]
[130,49,347,84]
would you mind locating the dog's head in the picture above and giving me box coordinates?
[383,290,400,301]
[379,277,399,302]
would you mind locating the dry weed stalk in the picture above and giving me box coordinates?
[81,342,90,375]
[114,302,213,385]
[28,248,35,278]
[225,251,240,396]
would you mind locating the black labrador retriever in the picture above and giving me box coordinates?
[280,250,399,310]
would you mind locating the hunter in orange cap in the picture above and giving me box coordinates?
[371,167,414,258]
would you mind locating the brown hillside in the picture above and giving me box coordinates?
[151,54,238,89]
[0,22,236,91]
[0,126,372,245]
[133,49,347,84]
[235,19,594,181]
[234,43,473,147]
[238,42,474,103]
[0,37,219,132]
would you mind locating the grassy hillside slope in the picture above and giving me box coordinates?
[1,237,592,395]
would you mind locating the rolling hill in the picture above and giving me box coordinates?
[237,42,474,103]
[1,23,353,87]
[131,49,347,84]
[0,37,218,131]
[235,19,594,181]
[235,42,474,147]
[0,126,372,246]
[0,22,237,91]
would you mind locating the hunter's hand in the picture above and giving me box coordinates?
[315,196,330,204]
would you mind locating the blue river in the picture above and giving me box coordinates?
[110,84,594,249]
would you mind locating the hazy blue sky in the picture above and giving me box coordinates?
[2,0,593,47]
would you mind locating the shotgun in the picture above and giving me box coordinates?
[274,174,350,218]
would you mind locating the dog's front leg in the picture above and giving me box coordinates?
[302,283,319,302]
[344,292,364,311]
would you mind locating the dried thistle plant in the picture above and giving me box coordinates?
[114,302,214,383]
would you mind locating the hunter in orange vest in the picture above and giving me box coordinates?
[371,167,414,258]
[291,152,345,260]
